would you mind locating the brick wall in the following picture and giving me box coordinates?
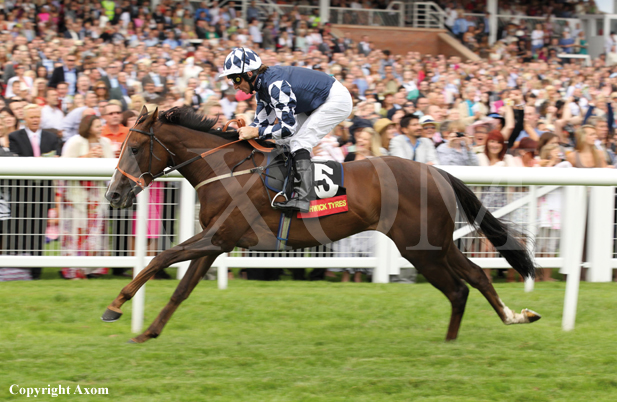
[331,25,479,60]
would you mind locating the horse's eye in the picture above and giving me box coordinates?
[131,148,139,154]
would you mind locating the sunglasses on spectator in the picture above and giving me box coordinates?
[96,87,106,90]
[67,58,76,62]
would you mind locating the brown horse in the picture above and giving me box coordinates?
[102,106,541,343]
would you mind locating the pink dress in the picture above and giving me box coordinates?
[132,181,164,239]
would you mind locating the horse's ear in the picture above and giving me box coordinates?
[139,106,159,129]
[136,105,149,122]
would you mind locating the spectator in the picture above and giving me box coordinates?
[559,31,575,54]
[59,114,113,279]
[373,118,396,155]
[514,138,541,167]
[419,115,440,143]
[101,100,129,157]
[536,142,570,282]
[40,89,64,133]
[566,125,608,168]
[357,35,372,56]
[7,104,60,280]
[0,108,19,151]
[121,110,139,128]
[61,92,98,141]
[48,54,78,95]
[389,113,438,165]
[130,95,146,112]
[5,64,32,99]
[94,80,111,102]
[338,127,381,283]
[476,130,516,281]
[248,18,262,48]
[246,1,259,22]
[436,121,479,166]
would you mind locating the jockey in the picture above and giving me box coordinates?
[219,47,353,213]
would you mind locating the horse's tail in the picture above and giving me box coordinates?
[436,169,536,279]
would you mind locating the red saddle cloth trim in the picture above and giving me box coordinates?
[297,195,348,219]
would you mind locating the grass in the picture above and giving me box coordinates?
[1,276,617,401]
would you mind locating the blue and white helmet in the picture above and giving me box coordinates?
[219,47,262,78]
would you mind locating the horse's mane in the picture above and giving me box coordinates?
[158,106,239,141]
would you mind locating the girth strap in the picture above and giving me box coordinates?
[194,168,257,191]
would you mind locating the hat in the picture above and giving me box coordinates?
[348,118,373,137]
[488,112,505,125]
[373,118,395,135]
[419,115,439,127]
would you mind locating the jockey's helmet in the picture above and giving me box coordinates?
[219,47,262,81]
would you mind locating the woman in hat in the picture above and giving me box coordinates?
[373,118,397,154]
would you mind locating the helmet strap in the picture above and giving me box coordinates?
[242,71,258,93]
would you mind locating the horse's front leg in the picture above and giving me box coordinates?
[101,230,224,322]
[129,254,219,343]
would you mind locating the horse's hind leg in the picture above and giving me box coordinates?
[402,250,469,341]
[447,247,541,325]
[129,255,218,343]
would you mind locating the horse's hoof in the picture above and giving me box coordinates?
[523,308,541,323]
[101,308,123,323]
[127,338,138,344]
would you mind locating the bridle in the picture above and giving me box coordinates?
[116,118,245,192]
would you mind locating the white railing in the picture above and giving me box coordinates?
[412,2,445,29]
[1,159,617,332]
[255,2,405,27]
[463,12,582,38]
[331,4,405,27]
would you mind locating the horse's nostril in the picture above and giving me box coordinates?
[108,192,121,202]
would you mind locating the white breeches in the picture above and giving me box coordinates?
[278,80,353,154]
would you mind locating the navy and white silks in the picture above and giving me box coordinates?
[249,66,353,154]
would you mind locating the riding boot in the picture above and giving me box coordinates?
[274,150,312,213]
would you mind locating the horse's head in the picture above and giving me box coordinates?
[106,106,172,208]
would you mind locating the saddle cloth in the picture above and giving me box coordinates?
[263,150,347,218]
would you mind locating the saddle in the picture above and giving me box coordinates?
[262,150,345,202]
[223,119,347,218]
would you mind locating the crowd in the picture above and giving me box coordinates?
[442,0,597,60]
[0,0,615,283]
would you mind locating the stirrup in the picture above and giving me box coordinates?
[271,190,287,209]
[274,197,310,213]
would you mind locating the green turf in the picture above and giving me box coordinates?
[1,278,616,401]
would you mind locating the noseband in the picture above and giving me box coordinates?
[116,126,178,191]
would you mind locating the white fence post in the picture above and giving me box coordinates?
[587,186,615,282]
[177,179,196,280]
[525,185,537,292]
[561,186,587,331]
[131,187,149,334]
[373,232,391,283]
[216,253,229,290]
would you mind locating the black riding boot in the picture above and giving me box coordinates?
[274,150,312,213]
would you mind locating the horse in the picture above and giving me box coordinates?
[102,106,541,343]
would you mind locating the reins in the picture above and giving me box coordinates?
[117,117,280,193]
